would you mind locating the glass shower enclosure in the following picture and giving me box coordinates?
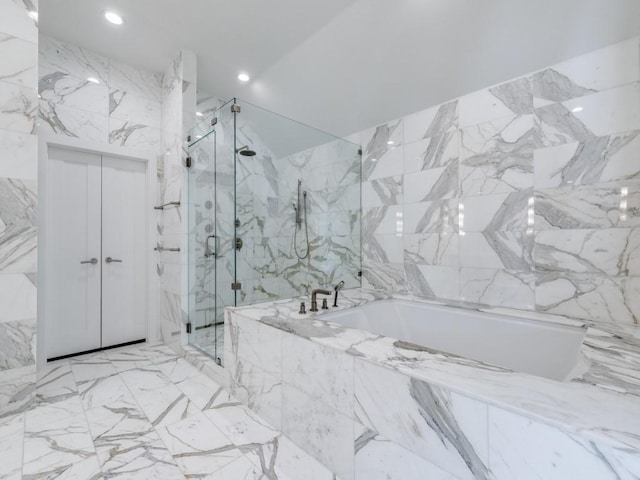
[187,99,361,364]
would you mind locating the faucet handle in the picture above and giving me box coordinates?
[322,298,328,310]
[299,302,306,314]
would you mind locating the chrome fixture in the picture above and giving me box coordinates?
[80,257,98,265]
[105,257,122,263]
[310,288,331,312]
[154,246,180,252]
[235,237,243,251]
[236,145,256,157]
[322,298,329,310]
[294,179,310,259]
[299,302,307,314]
[333,280,345,307]
[205,235,216,257]
[154,201,180,210]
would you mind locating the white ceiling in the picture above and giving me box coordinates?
[41,0,640,137]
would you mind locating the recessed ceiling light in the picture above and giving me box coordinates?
[27,11,38,21]
[238,73,250,82]
[196,111,204,117]
[571,106,583,113]
[387,140,395,145]
[104,11,124,25]
[86,77,100,84]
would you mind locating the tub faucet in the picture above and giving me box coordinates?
[333,281,345,307]
[310,289,332,312]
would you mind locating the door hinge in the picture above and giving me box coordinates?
[231,104,241,113]
[185,322,192,334]
[211,116,218,127]
[231,282,242,291]
[185,157,192,168]
[234,237,243,251]
[358,148,363,156]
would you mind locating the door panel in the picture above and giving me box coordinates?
[101,155,146,347]
[46,147,102,359]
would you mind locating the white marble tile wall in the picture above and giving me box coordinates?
[359,36,640,326]
[0,0,39,416]
[158,51,197,354]
[38,36,198,355]
[38,35,162,149]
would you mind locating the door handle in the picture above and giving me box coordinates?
[80,258,98,265]
[205,235,216,258]
[105,257,122,263]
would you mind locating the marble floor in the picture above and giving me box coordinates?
[0,344,337,479]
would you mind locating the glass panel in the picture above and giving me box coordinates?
[187,98,361,364]
[187,101,235,364]
[233,99,361,307]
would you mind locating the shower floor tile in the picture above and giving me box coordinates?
[0,343,337,479]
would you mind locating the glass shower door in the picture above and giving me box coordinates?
[187,101,235,364]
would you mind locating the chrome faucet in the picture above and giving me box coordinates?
[310,289,332,312]
[333,281,345,307]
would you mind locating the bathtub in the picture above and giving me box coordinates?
[321,299,586,381]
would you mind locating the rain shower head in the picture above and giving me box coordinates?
[236,145,257,157]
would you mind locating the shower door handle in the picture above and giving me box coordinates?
[80,258,98,265]
[105,257,122,264]
[205,235,216,258]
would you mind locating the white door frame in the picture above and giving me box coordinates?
[38,133,158,367]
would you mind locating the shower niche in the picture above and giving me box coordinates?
[187,99,361,363]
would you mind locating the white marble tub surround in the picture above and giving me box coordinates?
[227,289,640,479]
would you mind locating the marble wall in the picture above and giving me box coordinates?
[39,35,163,151]
[358,36,640,327]
[235,135,361,304]
[158,50,197,353]
[0,0,39,416]
[38,36,198,354]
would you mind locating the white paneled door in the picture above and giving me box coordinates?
[46,147,147,360]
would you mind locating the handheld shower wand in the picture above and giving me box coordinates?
[294,179,310,259]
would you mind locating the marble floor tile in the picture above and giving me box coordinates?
[174,372,226,410]
[84,403,154,465]
[0,432,23,479]
[70,355,117,383]
[23,415,100,479]
[0,410,23,439]
[105,348,153,373]
[203,404,279,448]
[99,431,185,479]
[25,393,84,430]
[4,343,335,480]
[156,413,244,476]
[118,365,172,394]
[245,435,338,480]
[36,362,77,399]
[77,374,138,412]
[132,383,200,428]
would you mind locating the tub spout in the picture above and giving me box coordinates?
[310,289,331,312]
